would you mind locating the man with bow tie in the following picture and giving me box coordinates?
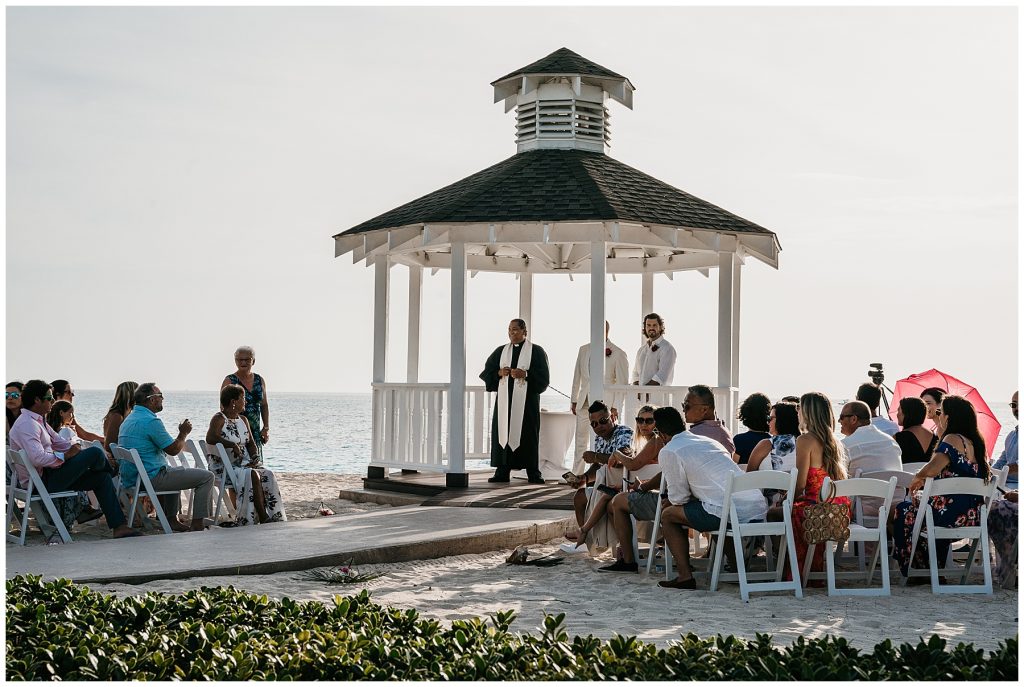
[480,319,550,484]
[632,313,677,389]
[569,321,629,475]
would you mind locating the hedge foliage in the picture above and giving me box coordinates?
[5,575,1017,680]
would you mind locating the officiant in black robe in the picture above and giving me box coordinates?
[480,319,550,484]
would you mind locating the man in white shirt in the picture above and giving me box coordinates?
[856,383,899,436]
[569,321,630,474]
[631,313,677,388]
[839,401,903,475]
[656,418,768,589]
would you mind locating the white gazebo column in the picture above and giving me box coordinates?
[588,241,607,408]
[519,273,533,326]
[717,252,737,433]
[640,271,653,349]
[407,265,422,383]
[447,241,469,487]
[368,255,390,479]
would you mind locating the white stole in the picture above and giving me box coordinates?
[497,340,533,451]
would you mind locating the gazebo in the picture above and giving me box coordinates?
[334,48,780,487]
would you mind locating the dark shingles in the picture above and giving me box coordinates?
[490,47,626,85]
[337,149,774,237]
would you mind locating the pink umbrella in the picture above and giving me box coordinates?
[888,368,1001,457]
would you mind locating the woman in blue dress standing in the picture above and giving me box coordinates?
[892,395,990,578]
[222,345,270,461]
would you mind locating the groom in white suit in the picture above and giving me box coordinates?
[570,321,630,475]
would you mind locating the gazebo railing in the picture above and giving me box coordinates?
[605,384,739,435]
[370,383,494,472]
[371,382,739,474]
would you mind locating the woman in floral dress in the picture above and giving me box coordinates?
[891,395,989,578]
[206,384,286,525]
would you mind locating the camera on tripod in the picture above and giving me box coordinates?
[867,362,885,386]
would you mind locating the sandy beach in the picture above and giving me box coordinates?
[11,472,1018,651]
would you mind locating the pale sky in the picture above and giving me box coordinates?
[6,6,1018,405]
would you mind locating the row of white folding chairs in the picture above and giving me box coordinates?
[109,439,246,534]
[637,469,913,599]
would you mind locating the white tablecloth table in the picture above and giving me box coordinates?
[538,410,575,481]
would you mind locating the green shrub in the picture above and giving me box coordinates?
[5,575,1017,680]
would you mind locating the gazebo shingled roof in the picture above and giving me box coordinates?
[335,149,775,238]
[490,47,631,87]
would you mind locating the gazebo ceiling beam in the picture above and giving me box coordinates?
[510,243,561,267]
[389,250,717,274]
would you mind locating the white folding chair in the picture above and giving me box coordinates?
[112,445,177,535]
[201,440,245,522]
[817,476,898,596]
[901,462,929,474]
[5,448,77,545]
[710,469,803,601]
[902,476,996,594]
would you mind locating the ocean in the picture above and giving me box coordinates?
[67,390,1017,475]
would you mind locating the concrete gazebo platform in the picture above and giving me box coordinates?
[334,48,780,488]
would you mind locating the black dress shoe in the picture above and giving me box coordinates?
[658,577,697,590]
[527,477,546,484]
[598,560,639,573]
[487,475,511,483]
[76,507,104,525]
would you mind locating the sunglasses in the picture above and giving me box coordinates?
[42,395,55,401]
[681,402,706,411]
[5,392,20,400]
[146,393,164,400]
[590,417,612,428]
[1011,402,1018,409]
[635,417,656,425]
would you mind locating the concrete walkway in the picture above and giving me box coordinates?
[6,505,572,585]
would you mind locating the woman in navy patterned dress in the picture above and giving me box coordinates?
[891,395,990,577]
[222,345,269,461]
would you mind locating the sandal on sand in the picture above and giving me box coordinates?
[562,472,583,489]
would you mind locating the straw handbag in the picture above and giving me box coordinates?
[802,480,850,545]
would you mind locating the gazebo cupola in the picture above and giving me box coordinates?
[491,47,634,154]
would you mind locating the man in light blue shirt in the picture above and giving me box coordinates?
[992,391,1018,490]
[118,382,214,532]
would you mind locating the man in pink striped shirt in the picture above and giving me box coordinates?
[9,379,137,539]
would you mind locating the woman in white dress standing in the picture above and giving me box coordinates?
[205,384,286,525]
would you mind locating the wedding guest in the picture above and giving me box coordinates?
[103,381,139,454]
[682,384,735,454]
[206,384,286,525]
[222,346,270,462]
[856,383,898,436]
[118,383,215,533]
[45,401,79,442]
[891,395,990,579]
[733,392,771,465]
[568,404,659,553]
[746,401,800,506]
[599,406,687,574]
[992,391,1018,489]
[6,381,23,443]
[988,490,1018,586]
[920,387,945,428]
[653,408,767,589]
[838,401,902,476]
[779,392,850,582]
[50,380,103,442]
[893,396,938,465]
[9,380,137,539]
